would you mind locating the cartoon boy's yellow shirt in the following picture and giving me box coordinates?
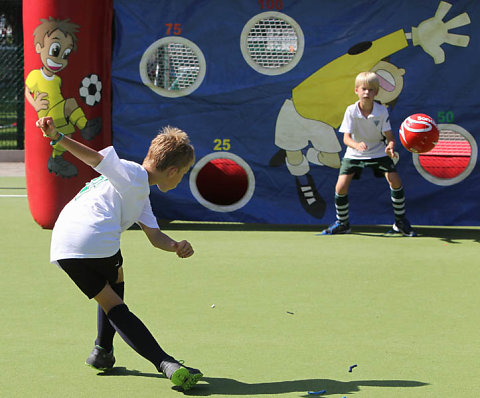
[292,29,408,127]
[25,69,64,118]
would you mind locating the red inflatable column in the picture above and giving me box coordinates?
[23,0,112,228]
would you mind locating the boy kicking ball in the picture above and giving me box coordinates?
[36,116,203,390]
[321,72,416,237]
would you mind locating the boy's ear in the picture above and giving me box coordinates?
[35,43,42,53]
[167,166,179,177]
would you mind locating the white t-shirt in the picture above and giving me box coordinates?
[50,146,159,262]
[339,101,391,159]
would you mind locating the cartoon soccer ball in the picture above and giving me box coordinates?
[79,74,102,106]
[399,113,439,153]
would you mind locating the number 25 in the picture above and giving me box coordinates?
[214,139,231,151]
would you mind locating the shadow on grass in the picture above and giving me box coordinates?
[152,221,480,244]
[349,225,480,243]
[185,377,429,396]
[97,367,164,378]
[98,369,428,396]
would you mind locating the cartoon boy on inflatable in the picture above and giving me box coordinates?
[25,17,101,178]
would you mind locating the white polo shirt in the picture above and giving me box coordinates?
[50,146,159,262]
[339,101,391,159]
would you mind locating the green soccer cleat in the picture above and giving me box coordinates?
[85,345,115,371]
[159,359,203,391]
[182,365,204,390]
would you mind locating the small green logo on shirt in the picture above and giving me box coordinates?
[75,175,109,200]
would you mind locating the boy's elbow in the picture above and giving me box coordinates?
[89,153,104,168]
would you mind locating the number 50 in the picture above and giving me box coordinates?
[437,111,454,123]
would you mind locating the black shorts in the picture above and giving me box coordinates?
[57,250,123,299]
[339,156,397,179]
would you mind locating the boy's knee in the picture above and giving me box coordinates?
[335,175,352,195]
[386,173,402,189]
[95,283,125,313]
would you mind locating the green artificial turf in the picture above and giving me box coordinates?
[1,176,479,397]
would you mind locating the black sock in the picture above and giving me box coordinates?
[95,282,124,352]
[107,303,171,370]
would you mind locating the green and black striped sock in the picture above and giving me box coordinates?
[391,186,406,221]
[335,193,349,224]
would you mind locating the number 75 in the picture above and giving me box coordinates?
[165,23,182,35]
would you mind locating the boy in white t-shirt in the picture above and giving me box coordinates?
[36,116,203,390]
[321,72,416,236]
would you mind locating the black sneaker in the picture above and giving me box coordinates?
[47,154,78,178]
[392,218,417,237]
[85,345,115,370]
[159,358,203,391]
[321,220,351,235]
[295,174,326,219]
[80,117,102,140]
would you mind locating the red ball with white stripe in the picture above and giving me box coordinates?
[399,113,439,153]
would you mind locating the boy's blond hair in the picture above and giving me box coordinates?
[143,126,195,171]
[355,71,379,92]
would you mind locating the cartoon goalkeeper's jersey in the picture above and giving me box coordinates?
[292,29,408,127]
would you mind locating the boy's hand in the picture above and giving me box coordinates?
[36,117,58,139]
[356,142,368,152]
[386,143,395,158]
[174,240,194,258]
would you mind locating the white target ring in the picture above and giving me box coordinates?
[189,152,255,212]
[139,36,206,98]
[240,11,304,75]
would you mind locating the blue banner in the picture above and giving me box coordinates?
[112,0,479,226]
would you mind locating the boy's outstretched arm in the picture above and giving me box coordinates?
[138,222,194,259]
[383,130,396,158]
[36,116,104,168]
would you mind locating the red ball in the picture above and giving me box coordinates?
[399,113,439,153]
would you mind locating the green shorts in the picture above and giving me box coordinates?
[339,156,397,179]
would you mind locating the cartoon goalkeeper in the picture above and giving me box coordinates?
[271,1,470,218]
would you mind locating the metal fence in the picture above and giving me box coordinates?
[0,0,23,149]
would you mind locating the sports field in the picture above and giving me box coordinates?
[1,175,479,397]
